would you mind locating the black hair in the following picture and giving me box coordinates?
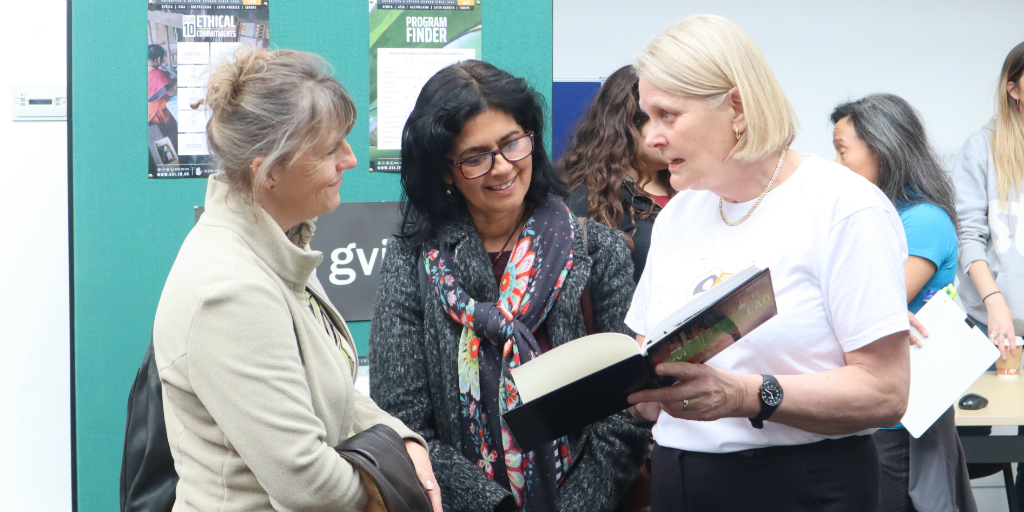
[148,44,166,62]
[398,60,567,247]
[830,93,960,238]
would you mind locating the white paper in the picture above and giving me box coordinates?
[178,133,210,156]
[901,290,1000,438]
[210,42,242,64]
[177,65,209,88]
[176,42,210,65]
[177,88,206,112]
[510,332,639,403]
[355,364,370,397]
[177,109,211,133]
[376,48,475,150]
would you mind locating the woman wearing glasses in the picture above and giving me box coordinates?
[369,60,649,512]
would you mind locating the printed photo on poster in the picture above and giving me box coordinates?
[369,0,481,173]
[148,0,270,179]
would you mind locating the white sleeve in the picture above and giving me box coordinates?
[819,205,910,352]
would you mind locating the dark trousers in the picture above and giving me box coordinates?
[650,436,879,512]
[874,409,977,512]
[875,428,916,512]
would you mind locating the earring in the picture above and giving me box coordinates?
[446,184,452,195]
[270,184,276,190]
[735,128,742,141]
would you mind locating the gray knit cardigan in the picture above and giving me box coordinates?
[369,212,649,512]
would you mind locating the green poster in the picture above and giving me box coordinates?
[369,0,482,173]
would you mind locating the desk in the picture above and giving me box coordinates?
[955,372,1024,512]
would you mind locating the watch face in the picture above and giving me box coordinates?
[760,381,783,407]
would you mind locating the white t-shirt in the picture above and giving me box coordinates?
[625,155,909,454]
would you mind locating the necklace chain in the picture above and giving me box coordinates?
[489,210,526,269]
[719,148,788,227]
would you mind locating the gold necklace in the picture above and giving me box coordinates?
[719,148,787,227]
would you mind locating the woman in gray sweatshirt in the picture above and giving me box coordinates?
[952,40,1024,499]
[953,41,1024,361]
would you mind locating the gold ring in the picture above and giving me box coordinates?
[682,399,689,409]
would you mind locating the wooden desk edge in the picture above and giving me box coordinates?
[952,372,1024,426]
[955,415,1024,426]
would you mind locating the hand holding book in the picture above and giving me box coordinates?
[503,265,777,452]
[627,361,764,423]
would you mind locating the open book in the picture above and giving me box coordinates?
[504,265,777,452]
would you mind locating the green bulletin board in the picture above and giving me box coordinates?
[370,2,482,172]
[69,1,551,510]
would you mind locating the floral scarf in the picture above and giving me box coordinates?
[423,194,576,511]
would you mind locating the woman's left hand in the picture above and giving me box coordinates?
[404,440,443,512]
[627,362,758,421]
[908,311,928,348]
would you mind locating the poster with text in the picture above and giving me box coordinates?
[148,0,270,179]
[369,0,481,173]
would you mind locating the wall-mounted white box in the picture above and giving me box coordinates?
[12,86,66,121]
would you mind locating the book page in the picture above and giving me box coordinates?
[511,332,640,403]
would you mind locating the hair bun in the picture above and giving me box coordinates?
[204,45,270,115]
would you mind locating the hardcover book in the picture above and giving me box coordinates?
[504,265,777,452]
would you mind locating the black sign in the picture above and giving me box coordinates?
[309,202,403,321]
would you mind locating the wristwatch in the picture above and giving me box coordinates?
[750,374,783,429]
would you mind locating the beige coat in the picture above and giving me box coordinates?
[154,173,421,512]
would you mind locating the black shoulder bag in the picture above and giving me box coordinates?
[120,338,177,512]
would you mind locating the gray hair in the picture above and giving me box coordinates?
[830,93,960,238]
[203,47,356,199]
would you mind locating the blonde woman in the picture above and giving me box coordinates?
[951,40,1024,500]
[153,47,441,512]
[953,41,1024,360]
[624,15,910,511]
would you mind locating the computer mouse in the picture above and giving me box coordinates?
[958,393,988,411]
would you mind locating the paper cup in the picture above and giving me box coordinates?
[995,336,1024,376]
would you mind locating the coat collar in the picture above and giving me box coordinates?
[200,173,322,288]
[438,211,501,303]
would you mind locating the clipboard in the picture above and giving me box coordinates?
[901,289,1000,438]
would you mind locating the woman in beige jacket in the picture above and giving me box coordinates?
[152,47,440,512]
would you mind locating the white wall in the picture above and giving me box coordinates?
[554,0,1024,161]
[0,1,72,511]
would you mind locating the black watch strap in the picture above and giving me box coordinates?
[750,374,783,429]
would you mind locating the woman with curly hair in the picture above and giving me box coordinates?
[562,65,673,283]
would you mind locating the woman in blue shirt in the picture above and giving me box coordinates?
[832,94,973,512]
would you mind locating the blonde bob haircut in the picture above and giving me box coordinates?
[634,14,798,162]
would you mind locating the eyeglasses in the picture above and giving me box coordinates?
[449,132,535,179]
